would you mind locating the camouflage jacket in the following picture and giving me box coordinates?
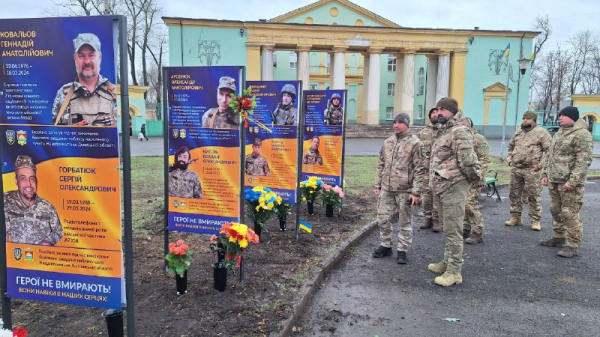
[245,154,270,176]
[430,111,482,194]
[302,148,323,165]
[169,168,202,198]
[375,129,426,196]
[271,104,297,125]
[324,106,344,125]
[507,123,551,169]
[473,130,490,177]
[4,191,63,245]
[201,107,239,129]
[417,125,437,170]
[543,119,593,186]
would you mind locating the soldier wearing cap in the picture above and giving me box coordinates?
[201,76,239,129]
[302,136,323,165]
[4,155,63,246]
[271,84,298,125]
[52,33,117,126]
[169,146,202,199]
[245,138,271,176]
[418,107,441,232]
[324,93,344,125]
[372,112,426,264]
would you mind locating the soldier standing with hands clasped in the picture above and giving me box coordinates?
[418,107,441,232]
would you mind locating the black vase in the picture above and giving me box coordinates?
[325,204,334,217]
[279,215,287,231]
[101,309,123,337]
[307,202,314,215]
[213,263,227,292]
[217,242,225,263]
[254,221,262,237]
[175,270,188,295]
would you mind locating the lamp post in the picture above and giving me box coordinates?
[499,57,532,160]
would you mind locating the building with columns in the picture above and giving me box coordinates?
[164,0,538,137]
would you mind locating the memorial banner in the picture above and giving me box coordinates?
[0,16,122,309]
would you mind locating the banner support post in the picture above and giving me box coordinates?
[162,67,170,271]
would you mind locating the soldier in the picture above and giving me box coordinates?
[324,93,344,125]
[463,117,490,244]
[540,107,593,258]
[4,155,63,246]
[302,136,323,165]
[504,111,551,231]
[427,97,481,287]
[271,84,298,125]
[418,107,441,232]
[372,113,425,264]
[245,138,270,176]
[169,146,202,199]
[201,76,239,129]
[52,33,117,126]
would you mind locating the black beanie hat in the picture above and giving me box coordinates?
[428,107,436,120]
[436,97,459,114]
[559,106,579,122]
[393,112,410,126]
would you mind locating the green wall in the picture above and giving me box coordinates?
[576,105,600,140]
[168,26,247,67]
[284,4,382,26]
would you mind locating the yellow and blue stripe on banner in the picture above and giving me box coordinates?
[299,220,312,233]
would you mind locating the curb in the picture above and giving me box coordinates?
[278,220,378,337]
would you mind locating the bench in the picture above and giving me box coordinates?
[485,170,501,202]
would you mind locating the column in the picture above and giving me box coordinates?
[393,53,404,115]
[261,44,274,81]
[426,55,438,112]
[332,46,347,90]
[328,52,335,87]
[365,47,383,125]
[296,45,311,91]
[245,42,262,81]
[360,53,370,124]
[449,49,468,109]
[436,51,450,102]
[401,50,416,121]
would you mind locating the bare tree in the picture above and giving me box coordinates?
[531,15,551,69]
[533,45,571,111]
[567,29,598,95]
[581,47,600,94]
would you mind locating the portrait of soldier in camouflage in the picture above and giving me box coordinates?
[52,33,117,126]
[168,146,202,199]
[201,76,240,129]
[4,155,63,246]
[271,84,298,125]
[245,138,270,176]
[324,93,344,125]
[302,135,323,166]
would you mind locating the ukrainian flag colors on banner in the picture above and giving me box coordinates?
[245,81,301,203]
[0,16,122,309]
[166,66,243,235]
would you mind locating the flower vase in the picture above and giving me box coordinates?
[325,204,334,217]
[307,202,314,215]
[175,270,188,295]
[217,242,225,263]
[279,214,287,231]
[213,262,227,292]
[254,221,262,238]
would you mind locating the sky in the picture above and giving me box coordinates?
[2,0,598,54]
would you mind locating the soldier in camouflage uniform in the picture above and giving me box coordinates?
[52,33,117,126]
[427,98,481,287]
[324,93,344,125]
[540,107,593,258]
[271,84,298,125]
[201,77,239,129]
[169,146,202,199]
[418,107,441,232]
[4,155,63,246]
[373,113,426,264]
[302,136,323,165]
[463,117,490,244]
[245,138,271,176]
[505,111,552,231]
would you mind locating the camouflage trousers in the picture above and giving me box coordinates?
[464,185,483,234]
[509,167,543,221]
[548,182,585,248]
[433,180,469,273]
[421,178,438,221]
[377,189,412,252]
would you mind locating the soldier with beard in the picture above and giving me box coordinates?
[169,146,202,199]
[271,84,298,125]
[324,93,344,125]
[201,76,239,129]
[418,107,441,232]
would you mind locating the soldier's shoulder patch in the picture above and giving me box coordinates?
[420,146,428,158]
[579,140,588,149]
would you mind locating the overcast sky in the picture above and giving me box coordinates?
[2,0,598,53]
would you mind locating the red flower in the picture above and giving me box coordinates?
[13,327,28,337]
[176,239,184,246]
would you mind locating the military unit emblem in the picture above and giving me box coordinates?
[6,130,15,145]
[13,247,22,261]
[179,129,186,139]
[173,129,179,138]
[25,248,34,263]
[17,130,27,146]
[173,199,179,208]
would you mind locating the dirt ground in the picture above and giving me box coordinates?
[3,192,372,336]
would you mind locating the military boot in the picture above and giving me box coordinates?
[397,251,407,264]
[432,219,442,232]
[504,217,523,226]
[531,221,541,231]
[420,218,433,229]
[463,228,471,239]
[540,237,566,247]
[558,246,578,258]
[465,232,483,244]
[372,245,392,258]
[434,271,463,287]
[427,260,447,274]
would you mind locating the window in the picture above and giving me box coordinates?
[418,67,425,95]
[387,83,395,97]
[386,107,394,120]
[387,54,396,72]
[273,51,277,68]
[289,51,297,69]
[310,84,318,90]
[417,105,424,119]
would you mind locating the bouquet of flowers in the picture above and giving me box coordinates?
[244,186,282,229]
[274,202,291,220]
[0,319,27,337]
[210,222,259,272]
[229,86,271,132]
[300,176,324,203]
[321,184,345,207]
[164,239,194,278]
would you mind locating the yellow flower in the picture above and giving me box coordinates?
[302,197,306,201]
[255,205,260,212]
[239,239,248,248]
